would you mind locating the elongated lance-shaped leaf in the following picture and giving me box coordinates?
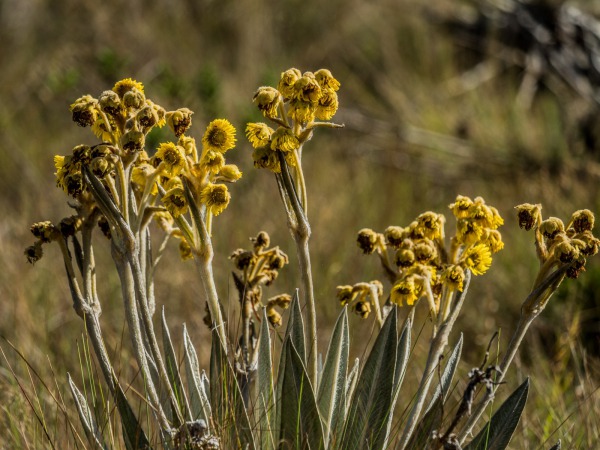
[275,289,306,435]
[338,307,398,450]
[381,310,411,449]
[67,373,107,449]
[465,377,530,450]
[286,289,306,364]
[113,377,152,450]
[256,307,276,450]
[345,357,360,410]
[210,328,256,450]
[404,333,463,450]
[317,306,349,447]
[145,347,173,425]
[549,440,561,450]
[279,339,325,449]
[161,308,190,423]
[183,324,211,424]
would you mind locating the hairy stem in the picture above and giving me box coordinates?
[398,272,471,449]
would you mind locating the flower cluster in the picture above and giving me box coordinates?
[230,231,291,327]
[28,79,241,263]
[515,204,599,279]
[349,195,504,315]
[246,68,341,173]
[335,281,383,319]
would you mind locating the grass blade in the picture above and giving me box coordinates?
[161,308,189,423]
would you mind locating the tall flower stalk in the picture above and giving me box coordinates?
[26,79,242,440]
[246,68,344,384]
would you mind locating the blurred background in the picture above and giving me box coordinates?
[2,0,600,447]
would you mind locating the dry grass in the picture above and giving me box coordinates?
[1,0,599,447]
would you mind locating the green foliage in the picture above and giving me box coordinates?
[465,378,530,450]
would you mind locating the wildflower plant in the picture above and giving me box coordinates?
[24,71,600,449]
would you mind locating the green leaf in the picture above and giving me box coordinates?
[317,307,350,447]
[183,324,211,424]
[405,334,463,449]
[338,306,398,450]
[210,328,256,450]
[381,311,411,448]
[161,308,189,423]
[256,307,276,450]
[465,377,530,450]
[113,377,152,449]
[286,289,306,364]
[346,357,360,406]
[278,339,325,449]
[67,373,107,449]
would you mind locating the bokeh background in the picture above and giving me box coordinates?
[1,0,600,447]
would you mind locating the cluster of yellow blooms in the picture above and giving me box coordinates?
[515,204,599,279]
[229,231,291,327]
[245,68,341,172]
[27,78,241,263]
[339,195,504,317]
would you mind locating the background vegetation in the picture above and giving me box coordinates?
[1,0,599,447]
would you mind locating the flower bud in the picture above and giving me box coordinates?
[98,90,121,116]
[357,228,380,254]
[539,217,564,240]
[515,203,542,231]
[570,209,595,233]
[253,86,281,119]
[166,108,194,137]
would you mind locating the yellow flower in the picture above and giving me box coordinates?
[178,238,194,261]
[357,228,381,255]
[460,244,492,276]
[449,195,473,219]
[70,95,99,127]
[252,146,281,173]
[315,69,341,91]
[384,226,406,248]
[293,73,322,104]
[336,285,357,306]
[553,240,579,264]
[202,119,236,153]
[315,89,339,120]
[166,108,194,137]
[288,98,315,124]
[569,209,595,233]
[200,149,225,174]
[277,68,302,99]
[155,142,186,176]
[539,217,564,240]
[353,300,371,319]
[98,90,122,116]
[414,240,437,263]
[91,116,117,143]
[515,203,542,231]
[456,219,484,246]
[270,127,300,152]
[131,163,158,195]
[395,248,415,268]
[178,135,197,156]
[416,212,445,240]
[441,265,465,292]
[200,183,230,216]
[245,123,274,148]
[162,186,188,218]
[30,221,59,243]
[112,78,145,97]
[483,229,504,253]
[218,164,243,182]
[390,275,422,306]
[253,86,281,119]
